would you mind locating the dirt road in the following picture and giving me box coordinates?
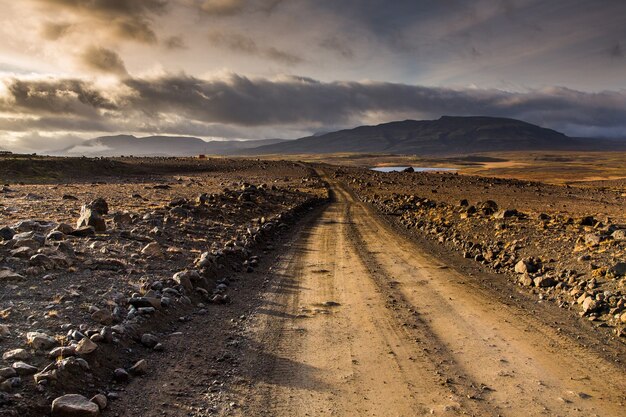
[235,177,626,417]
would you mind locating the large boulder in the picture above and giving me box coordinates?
[77,208,106,232]
[76,199,109,232]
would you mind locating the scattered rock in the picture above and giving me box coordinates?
[51,394,100,417]
[70,226,95,237]
[27,331,58,350]
[534,276,557,288]
[515,259,537,274]
[113,368,129,382]
[140,333,159,349]
[141,242,163,258]
[607,262,626,277]
[91,309,113,325]
[2,349,30,361]
[90,394,107,411]
[0,269,24,282]
[77,206,106,232]
[0,227,15,241]
[129,359,147,375]
[11,362,38,376]
[75,338,98,355]
[582,297,598,314]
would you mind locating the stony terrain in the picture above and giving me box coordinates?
[0,159,327,416]
[1,156,625,417]
[334,166,626,336]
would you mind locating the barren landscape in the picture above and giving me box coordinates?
[0,154,624,416]
[2,1,626,416]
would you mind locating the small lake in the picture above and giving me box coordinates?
[370,166,458,173]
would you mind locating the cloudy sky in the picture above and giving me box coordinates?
[1,0,625,152]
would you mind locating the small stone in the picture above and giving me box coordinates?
[113,368,129,382]
[0,226,15,241]
[140,334,159,349]
[607,262,626,277]
[534,276,557,287]
[515,260,536,274]
[582,296,598,314]
[11,362,38,376]
[494,209,519,219]
[70,226,95,237]
[584,233,602,246]
[75,337,98,355]
[48,346,77,359]
[173,271,194,292]
[54,223,75,234]
[51,394,100,417]
[518,274,533,287]
[88,198,109,215]
[0,368,17,379]
[91,309,113,325]
[3,348,30,361]
[27,331,58,350]
[141,242,163,258]
[129,359,147,375]
[76,199,108,232]
[0,324,10,338]
[90,394,107,411]
[0,269,24,282]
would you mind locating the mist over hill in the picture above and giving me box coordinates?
[46,116,626,157]
[58,135,288,157]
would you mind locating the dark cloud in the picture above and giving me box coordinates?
[194,0,285,16]
[80,46,128,75]
[319,36,354,59]
[33,0,167,16]
[3,74,626,138]
[32,0,167,43]
[197,0,244,16]
[105,74,626,134]
[111,19,158,44]
[1,78,116,115]
[208,31,303,65]
[40,22,73,40]
[163,35,187,50]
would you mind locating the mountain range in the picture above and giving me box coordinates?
[58,136,288,157]
[55,116,626,157]
[238,116,626,155]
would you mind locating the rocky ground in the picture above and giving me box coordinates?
[0,158,327,416]
[333,166,626,338]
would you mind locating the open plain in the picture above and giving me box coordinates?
[0,154,624,416]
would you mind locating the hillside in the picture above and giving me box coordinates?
[59,135,288,157]
[239,116,625,155]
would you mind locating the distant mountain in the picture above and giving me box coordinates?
[239,116,626,155]
[59,135,288,157]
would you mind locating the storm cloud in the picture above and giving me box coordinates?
[31,0,167,43]
[1,1,626,152]
[207,31,303,65]
[2,74,626,140]
[80,46,128,75]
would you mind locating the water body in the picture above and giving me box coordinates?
[370,166,458,173]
